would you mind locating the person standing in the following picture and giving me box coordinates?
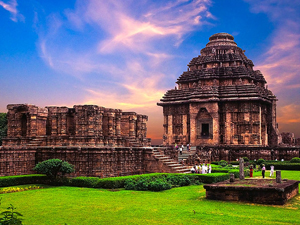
[250,165,253,178]
[202,163,206,174]
[262,164,266,178]
[187,143,190,152]
[208,164,212,173]
[270,165,274,177]
[179,145,182,155]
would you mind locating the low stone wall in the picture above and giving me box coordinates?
[204,179,299,205]
[186,146,300,164]
[0,146,178,178]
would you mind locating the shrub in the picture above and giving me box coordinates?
[124,179,136,190]
[186,173,230,184]
[70,177,99,188]
[0,199,23,225]
[263,162,300,170]
[33,159,75,179]
[218,160,228,167]
[257,158,265,166]
[148,179,172,192]
[290,157,300,163]
[242,157,249,162]
[135,178,149,191]
[0,175,47,188]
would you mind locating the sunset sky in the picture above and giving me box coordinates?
[1,0,300,142]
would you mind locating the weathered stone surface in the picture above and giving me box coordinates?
[3,104,150,148]
[276,170,282,183]
[183,145,300,164]
[204,179,299,205]
[239,158,244,180]
[157,33,280,147]
[0,146,182,177]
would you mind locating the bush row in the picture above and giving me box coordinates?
[0,174,48,187]
[0,173,231,191]
[263,162,300,170]
[69,173,230,190]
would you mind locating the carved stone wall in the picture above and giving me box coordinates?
[3,104,150,147]
[158,33,280,147]
[185,146,300,164]
[0,146,179,177]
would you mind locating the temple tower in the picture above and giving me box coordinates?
[157,33,279,147]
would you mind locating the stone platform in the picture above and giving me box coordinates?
[204,179,299,205]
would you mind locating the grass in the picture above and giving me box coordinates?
[0,171,299,225]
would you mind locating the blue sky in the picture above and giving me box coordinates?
[1,0,300,141]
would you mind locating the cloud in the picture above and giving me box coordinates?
[246,0,300,136]
[36,0,214,139]
[0,0,24,22]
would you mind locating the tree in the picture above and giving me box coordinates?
[0,113,7,146]
[33,159,75,179]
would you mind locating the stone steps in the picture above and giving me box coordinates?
[152,149,190,174]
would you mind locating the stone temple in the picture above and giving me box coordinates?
[3,104,150,147]
[158,33,280,148]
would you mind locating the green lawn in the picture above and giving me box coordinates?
[1,171,299,225]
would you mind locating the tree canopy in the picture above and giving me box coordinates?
[33,159,75,179]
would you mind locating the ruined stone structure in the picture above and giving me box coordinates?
[158,33,280,147]
[3,104,150,147]
[281,132,295,146]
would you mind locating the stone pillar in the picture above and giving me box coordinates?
[225,111,232,145]
[61,114,67,136]
[182,114,187,137]
[239,158,244,180]
[167,115,173,144]
[116,117,121,136]
[259,105,262,145]
[129,117,135,137]
[230,173,235,182]
[276,170,282,183]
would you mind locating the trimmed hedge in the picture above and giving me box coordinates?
[0,173,232,191]
[69,173,231,189]
[0,174,48,187]
[263,162,300,170]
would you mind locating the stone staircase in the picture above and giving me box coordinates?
[152,148,190,173]
[178,146,197,162]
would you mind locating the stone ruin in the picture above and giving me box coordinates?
[0,104,191,177]
[3,104,150,147]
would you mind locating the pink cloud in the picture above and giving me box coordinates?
[0,0,24,22]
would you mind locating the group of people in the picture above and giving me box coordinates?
[175,143,190,155]
[191,164,211,174]
[249,164,275,178]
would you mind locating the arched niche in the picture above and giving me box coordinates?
[196,108,213,139]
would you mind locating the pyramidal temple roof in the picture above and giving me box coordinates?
[158,33,276,105]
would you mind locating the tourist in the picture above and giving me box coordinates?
[179,145,182,155]
[262,164,266,178]
[202,163,206,174]
[191,166,196,173]
[208,164,212,173]
[249,165,253,178]
[187,143,190,152]
[270,165,274,177]
[196,164,200,173]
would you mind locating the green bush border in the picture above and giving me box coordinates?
[0,175,47,187]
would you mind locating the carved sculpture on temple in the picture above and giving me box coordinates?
[3,104,150,147]
[157,33,280,147]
